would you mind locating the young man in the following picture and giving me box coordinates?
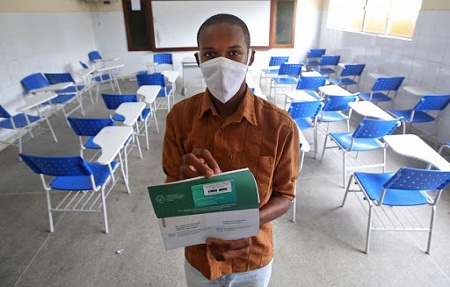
[162,14,300,287]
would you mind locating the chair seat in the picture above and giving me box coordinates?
[294,118,314,130]
[313,68,336,75]
[304,90,321,99]
[112,108,151,122]
[359,92,392,102]
[261,68,279,74]
[320,111,347,123]
[0,114,41,129]
[46,94,76,105]
[273,78,298,85]
[84,136,101,150]
[51,161,118,190]
[301,60,320,67]
[330,132,385,151]
[389,110,435,123]
[355,172,431,206]
[329,78,358,86]
[93,74,112,82]
[56,85,85,94]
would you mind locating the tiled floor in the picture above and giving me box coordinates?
[1,76,450,287]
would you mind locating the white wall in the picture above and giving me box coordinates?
[319,9,450,143]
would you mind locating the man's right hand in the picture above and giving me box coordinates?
[180,148,222,180]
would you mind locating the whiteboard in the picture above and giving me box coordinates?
[151,1,271,49]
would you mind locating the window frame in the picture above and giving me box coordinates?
[122,0,297,51]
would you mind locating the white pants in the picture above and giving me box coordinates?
[184,259,273,287]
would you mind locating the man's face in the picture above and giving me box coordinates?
[196,23,250,65]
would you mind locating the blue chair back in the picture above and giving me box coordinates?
[340,64,365,77]
[278,63,302,77]
[44,73,75,84]
[372,77,405,92]
[319,55,341,66]
[101,94,138,110]
[21,73,50,91]
[414,95,450,112]
[384,167,450,191]
[0,105,12,119]
[323,94,359,112]
[268,56,289,66]
[153,53,173,65]
[353,118,400,139]
[307,49,326,59]
[20,154,92,177]
[296,76,327,90]
[288,100,323,119]
[136,73,167,88]
[88,51,102,61]
[80,61,89,69]
[68,117,115,137]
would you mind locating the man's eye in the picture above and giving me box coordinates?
[229,51,241,57]
[204,52,215,58]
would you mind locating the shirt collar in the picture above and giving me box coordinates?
[197,86,258,126]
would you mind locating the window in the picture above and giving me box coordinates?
[327,0,422,38]
[122,0,297,51]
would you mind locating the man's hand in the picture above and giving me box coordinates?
[180,148,221,180]
[206,237,252,261]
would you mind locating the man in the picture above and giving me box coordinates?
[162,13,300,287]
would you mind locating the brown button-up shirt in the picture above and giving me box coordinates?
[162,86,300,280]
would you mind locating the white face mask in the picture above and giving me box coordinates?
[199,50,251,104]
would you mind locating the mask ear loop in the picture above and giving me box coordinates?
[246,48,252,65]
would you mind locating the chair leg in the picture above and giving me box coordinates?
[44,118,58,143]
[291,182,297,223]
[341,174,355,207]
[343,151,347,188]
[365,205,373,254]
[427,205,437,254]
[45,190,54,233]
[101,187,109,234]
[319,134,330,162]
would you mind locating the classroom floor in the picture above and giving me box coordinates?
[1,75,450,287]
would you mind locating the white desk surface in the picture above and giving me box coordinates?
[384,134,450,171]
[75,68,95,79]
[144,62,158,67]
[348,101,395,120]
[93,126,133,165]
[136,85,161,104]
[115,102,146,126]
[302,71,323,77]
[284,90,317,102]
[319,85,352,96]
[17,92,58,112]
[403,86,438,96]
[96,64,125,73]
[30,82,73,94]
[94,57,120,62]
[162,70,179,82]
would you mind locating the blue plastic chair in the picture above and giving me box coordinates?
[359,76,405,105]
[389,95,450,146]
[270,63,303,99]
[320,118,401,187]
[0,104,58,155]
[284,75,327,109]
[301,48,326,69]
[342,167,450,254]
[259,56,289,87]
[101,93,150,151]
[319,93,360,133]
[288,100,324,159]
[67,117,115,159]
[44,72,92,104]
[19,153,121,233]
[329,63,366,88]
[312,55,341,76]
[80,59,122,101]
[21,73,85,124]
[153,53,173,70]
[136,73,173,112]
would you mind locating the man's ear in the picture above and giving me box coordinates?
[194,52,200,66]
[248,49,256,66]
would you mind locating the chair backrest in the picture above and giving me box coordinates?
[20,153,93,177]
[88,51,102,62]
[278,63,303,77]
[153,53,173,65]
[307,49,326,59]
[136,73,166,88]
[21,73,50,91]
[268,56,289,66]
[353,118,400,139]
[296,76,327,90]
[384,167,450,192]
[0,105,12,119]
[288,100,324,119]
[322,94,359,112]
[68,117,115,137]
[319,55,341,66]
[372,77,405,92]
[414,95,450,112]
[44,73,75,84]
[101,93,138,110]
[340,64,366,77]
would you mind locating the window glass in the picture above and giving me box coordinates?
[275,0,295,45]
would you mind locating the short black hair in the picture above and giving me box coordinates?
[197,13,251,48]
